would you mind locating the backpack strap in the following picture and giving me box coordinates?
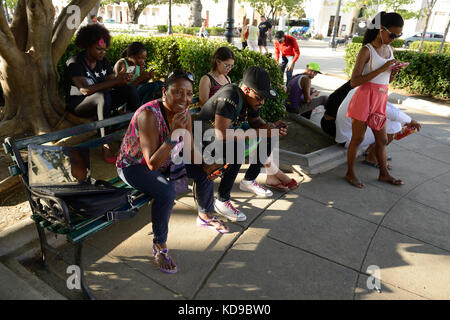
[230,84,243,128]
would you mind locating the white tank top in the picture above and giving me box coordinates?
[362,44,393,85]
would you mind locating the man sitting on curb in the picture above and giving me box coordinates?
[285,62,328,117]
[196,66,288,222]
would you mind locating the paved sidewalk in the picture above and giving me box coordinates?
[2,97,448,300]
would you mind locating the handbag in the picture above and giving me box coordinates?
[62,180,137,221]
[169,162,189,195]
[365,44,387,131]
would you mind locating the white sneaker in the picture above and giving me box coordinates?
[214,199,247,222]
[239,179,273,198]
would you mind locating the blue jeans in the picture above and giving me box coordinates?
[280,56,294,84]
[119,163,214,244]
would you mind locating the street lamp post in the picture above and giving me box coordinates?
[330,0,342,49]
[224,0,235,43]
[168,0,173,35]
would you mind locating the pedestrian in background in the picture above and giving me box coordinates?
[258,16,273,54]
[241,18,249,50]
[274,31,300,84]
[247,19,259,52]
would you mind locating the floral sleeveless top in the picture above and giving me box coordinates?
[116,99,184,170]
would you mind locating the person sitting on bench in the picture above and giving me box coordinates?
[64,24,141,163]
[113,41,164,105]
[116,70,229,274]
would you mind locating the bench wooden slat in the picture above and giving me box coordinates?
[67,217,113,244]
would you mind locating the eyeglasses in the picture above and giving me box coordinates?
[220,61,234,70]
[249,88,264,102]
[166,70,195,83]
[382,26,402,39]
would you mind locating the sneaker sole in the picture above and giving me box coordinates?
[214,204,246,222]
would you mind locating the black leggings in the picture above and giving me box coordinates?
[69,85,140,136]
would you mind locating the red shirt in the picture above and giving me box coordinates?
[275,34,300,64]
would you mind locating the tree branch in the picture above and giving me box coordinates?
[10,0,28,52]
[51,0,99,66]
[0,0,24,66]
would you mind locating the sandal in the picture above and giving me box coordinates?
[282,179,299,190]
[266,182,289,192]
[152,245,178,274]
[197,216,229,234]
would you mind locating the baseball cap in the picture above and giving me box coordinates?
[242,66,277,99]
[307,62,322,74]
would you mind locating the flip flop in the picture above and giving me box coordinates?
[266,182,289,192]
[282,179,299,190]
[152,245,178,274]
[197,216,229,234]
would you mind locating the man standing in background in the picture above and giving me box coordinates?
[274,31,300,84]
[258,16,273,54]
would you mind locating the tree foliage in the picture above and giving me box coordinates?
[343,0,421,20]
[243,0,305,21]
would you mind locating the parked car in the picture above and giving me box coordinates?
[404,32,445,47]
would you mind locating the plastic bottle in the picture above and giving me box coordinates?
[394,124,415,140]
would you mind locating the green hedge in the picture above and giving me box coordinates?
[409,40,450,55]
[352,36,404,48]
[57,35,286,122]
[344,43,450,99]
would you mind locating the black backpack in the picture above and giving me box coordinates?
[62,180,138,221]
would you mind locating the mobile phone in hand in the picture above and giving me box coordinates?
[389,62,409,70]
[207,163,229,179]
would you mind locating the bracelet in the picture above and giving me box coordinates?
[164,135,178,147]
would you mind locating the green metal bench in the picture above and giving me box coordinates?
[3,107,200,300]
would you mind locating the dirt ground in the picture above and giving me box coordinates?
[0,122,334,233]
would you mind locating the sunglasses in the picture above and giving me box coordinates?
[220,61,234,70]
[382,26,402,39]
[249,88,264,102]
[166,70,195,83]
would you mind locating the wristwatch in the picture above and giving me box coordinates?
[164,135,178,147]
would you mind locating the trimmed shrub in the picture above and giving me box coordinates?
[344,42,450,99]
[56,35,286,122]
[156,25,168,33]
[352,36,363,43]
[409,40,450,55]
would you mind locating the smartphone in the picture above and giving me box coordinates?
[208,163,229,179]
[389,62,409,70]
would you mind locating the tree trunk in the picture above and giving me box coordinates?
[188,0,202,27]
[128,3,145,24]
[0,0,99,140]
[418,0,437,53]
[439,17,450,54]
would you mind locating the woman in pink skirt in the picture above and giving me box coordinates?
[345,12,405,188]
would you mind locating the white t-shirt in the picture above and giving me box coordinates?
[335,88,412,148]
